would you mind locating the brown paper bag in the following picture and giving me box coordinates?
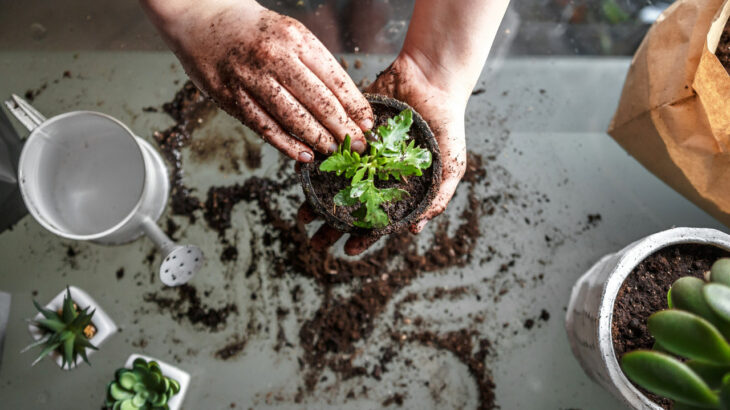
[609,0,730,225]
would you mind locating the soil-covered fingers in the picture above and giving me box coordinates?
[411,146,467,234]
[310,224,344,251]
[297,202,317,224]
[229,88,313,162]
[239,68,338,155]
[277,58,367,152]
[299,34,374,131]
[344,234,380,256]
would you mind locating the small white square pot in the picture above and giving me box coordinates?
[124,354,190,410]
[27,286,116,370]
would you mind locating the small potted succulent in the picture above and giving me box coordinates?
[299,94,441,236]
[621,259,730,409]
[24,286,115,369]
[104,354,190,410]
[565,227,730,409]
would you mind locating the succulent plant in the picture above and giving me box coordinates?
[622,258,730,409]
[22,287,97,368]
[105,358,181,410]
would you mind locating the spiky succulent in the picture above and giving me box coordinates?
[22,287,97,368]
[622,258,730,409]
[105,358,181,410]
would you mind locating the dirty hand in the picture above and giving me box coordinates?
[296,52,470,256]
[140,0,373,162]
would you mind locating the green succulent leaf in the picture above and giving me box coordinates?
[687,360,730,390]
[712,259,730,287]
[649,310,730,364]
[721,375,730,410]
[622,350,719,407]
[705,284,730,323]
[33,300,57,320]
[671,277,730,339]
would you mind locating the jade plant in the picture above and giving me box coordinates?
[320,109,432,228]
[105,358,181,410]
[22,287,97,368]
[622,258,730,409]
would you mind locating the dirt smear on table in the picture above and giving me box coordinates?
[138,80,583,409]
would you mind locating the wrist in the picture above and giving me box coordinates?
[399,47,472,106]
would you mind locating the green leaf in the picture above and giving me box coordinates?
[319,150,361,177]
[110,382,134,400]
[35,318,66,333]
[622,350,719,407]
[376,109,413,152]
[61,287,76,323]
[671,277,730,339]
[333,186,358,207]
[687,360,730,389]
[712,259,730,287]
[649,310,730,364]
[351,166,367,185]
[33,300,57,320]
[379,188,408,202]
[705,284,730,323]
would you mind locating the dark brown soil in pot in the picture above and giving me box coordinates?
[299,94,441,237]
[611,243,730,409]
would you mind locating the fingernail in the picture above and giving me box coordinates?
[329,142,338,153]
[298,151,313,162]
[360,118,373,130]
[351,140,365,153]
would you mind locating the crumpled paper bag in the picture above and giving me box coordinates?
[609,0,730,225]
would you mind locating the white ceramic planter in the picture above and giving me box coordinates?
[28,286,116,369]
[124,354,190,410]
[565,227,730,409]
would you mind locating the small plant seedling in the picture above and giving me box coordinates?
[22,287,98,368]
[621,258,730,409]
[319,109,432,229]
[105,358,181,409]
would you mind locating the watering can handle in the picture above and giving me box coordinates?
[2,94,46,132]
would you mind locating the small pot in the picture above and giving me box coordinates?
[124,354,190,410]
[299,94,442,237]
[28,286,116,369]
[565,227,730,409]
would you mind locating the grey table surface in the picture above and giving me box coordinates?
[0,52,724,409]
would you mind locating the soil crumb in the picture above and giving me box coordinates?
[612,244,730,409]
[144,284,238,331]
[115,268,125,280]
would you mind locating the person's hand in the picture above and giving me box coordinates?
[297,52,470,255]
[140,0,373,162]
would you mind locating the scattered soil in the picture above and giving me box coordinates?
[612,244,730,409]
[144,284,238,331]
[152,81,216,222]
[216,337,248,360]
[115,268,125,280]
[137,80,561,409]
[471,88,486,96]
[382,392,405,407]
[407,330,494,410]
[307,102,433,226]
[717,17,730,75]
[220,244,238,263]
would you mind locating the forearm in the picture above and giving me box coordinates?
[402,0,510,100]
